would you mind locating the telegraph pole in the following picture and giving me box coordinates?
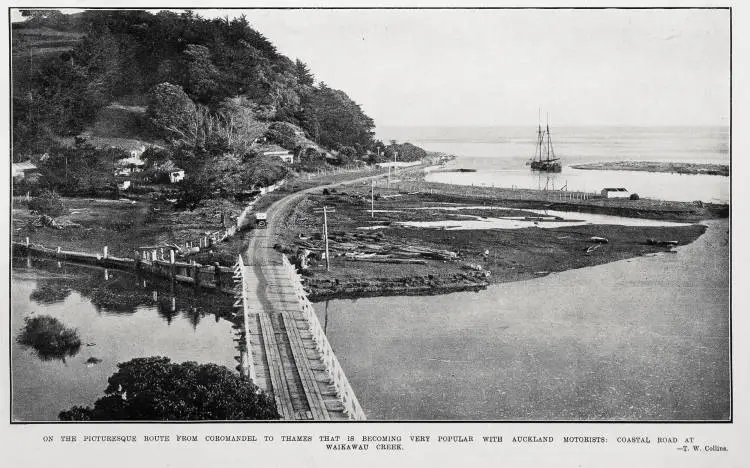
[323,206,330,271]
[371,180,375,217]
[314,206,336,271]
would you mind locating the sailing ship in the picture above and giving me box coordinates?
[528,115,562,173]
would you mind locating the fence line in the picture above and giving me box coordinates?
[280,255,367,420]
[234,255,257,384]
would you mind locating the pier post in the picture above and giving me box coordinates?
[191,260,200,287]
[170,249,176,280]
[214,262,222,289]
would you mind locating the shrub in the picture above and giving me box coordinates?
[59,357,279,420]
[629,193,640,200]
[17,315,81,361]
[28,191,65,217]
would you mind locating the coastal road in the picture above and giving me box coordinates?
[241,168,402,419]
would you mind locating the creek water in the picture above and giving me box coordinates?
[399,205,693,230]
[314,219,729,420]
[11,257,240,422]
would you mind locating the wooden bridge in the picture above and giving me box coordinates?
[234,253,365,421]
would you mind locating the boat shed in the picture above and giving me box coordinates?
[601,187,630,199]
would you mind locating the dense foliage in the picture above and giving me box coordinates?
[13,10,376,159]
[17,315,81,361]
[28,190,65,217]
[59,357,279,420]
[36,144,125,196]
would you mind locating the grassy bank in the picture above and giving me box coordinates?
[12,196,246,266]
[274,182,721,301]
[570,161,729,177]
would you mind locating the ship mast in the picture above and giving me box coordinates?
[545,113,556,161]
[536,108,543,162]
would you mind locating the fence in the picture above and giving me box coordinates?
[280,255,367,420]
[234,255,257,383]
[14,239,235,292]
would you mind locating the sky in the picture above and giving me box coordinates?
[12,8,730,128]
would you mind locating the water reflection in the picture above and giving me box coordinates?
[12,256,243,421]
[18,256,235,327]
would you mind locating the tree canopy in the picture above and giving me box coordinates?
[13,10,378,159]
[59,356,279,420]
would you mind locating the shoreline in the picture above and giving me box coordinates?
[275,179,725,301]
[14,169,729,303]
[570,161,729,177]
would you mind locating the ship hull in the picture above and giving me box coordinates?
[530,160,562,172]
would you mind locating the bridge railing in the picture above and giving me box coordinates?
[281,255,367,420]
[234,255,257,384]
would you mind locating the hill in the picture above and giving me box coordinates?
[12,10,377,162]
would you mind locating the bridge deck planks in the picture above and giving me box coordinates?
[241,263,352,421]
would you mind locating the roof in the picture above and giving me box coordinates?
[602,187,628,192]
[257,144,291,155]
[117,155,146,167]
[13,161,38,172]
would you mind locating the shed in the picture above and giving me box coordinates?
[600,187,630,199]
[169,169,185,184]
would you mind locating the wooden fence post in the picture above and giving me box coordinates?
[25,237,29,247]
[103,246,108,259]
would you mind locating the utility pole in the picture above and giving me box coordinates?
[314,206,336,271]
[371,180,375,217]
[323,206,330,271]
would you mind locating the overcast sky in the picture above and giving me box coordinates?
[13,8,730,127]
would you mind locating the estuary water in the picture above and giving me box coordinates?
[314,219,729,420]
[11,257,240,421]
[379,126,729,203]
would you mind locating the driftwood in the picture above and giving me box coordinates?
[344,257,427,265]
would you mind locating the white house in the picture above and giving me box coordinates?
[12,160,38,180]
[260,144,294,164]
[169,169,185,184]
[116,155,146,176]
[601,187,630,199]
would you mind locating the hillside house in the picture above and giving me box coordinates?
[12,160,39,181]
[601,187,630,199]
[116,155,146,176]
[260,144,294,164]
[169,169,185,184]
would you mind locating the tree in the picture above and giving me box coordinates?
[176,153,245,208]
[59,357,279,420]
[182,44,220,103]
[28,190,65,217]
[294,59,314,86]
[37,144,125,195]
[146,82,197,142]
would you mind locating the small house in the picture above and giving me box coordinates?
[169,169,185,184]
[260,144,294,164]
[116,155,146,176]
[601,187,630,199]
[12,160,39,181]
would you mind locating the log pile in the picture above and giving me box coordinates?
[292,230,458,266]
